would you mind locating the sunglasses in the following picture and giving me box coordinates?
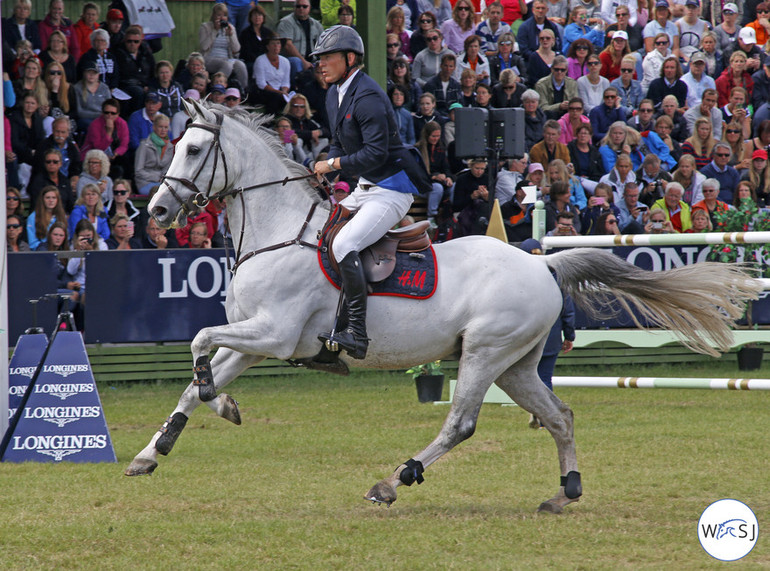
[569,107,583,111]
[616,11,629,16]
[726,129,741,134]
[715,153,731,157]
[7,224,22,229]
[640,108,653,112]
[576,45,589,50]
[655,41,669,46]
[295,4,310,8]
[607,220,617,224]
[49,70,63,75]
[552,67,567,72]
[125,39,141,44]
[114,190,129,195]
[457,6,470,11]
[420,18,433,23]
[588,61,601,66]
[604,95,617,99]
[103,110,118,115]
[387,43,400,48]
[225,96,239,101]
[621,68,634,73]
[499,41,513,45]
[46,159,61,164]
[292,103,306,107]
[427,36,440,41]
[7,196,20,201]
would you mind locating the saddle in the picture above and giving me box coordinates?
[322,206,432,283]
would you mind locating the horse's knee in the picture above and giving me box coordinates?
[441,415,477,447]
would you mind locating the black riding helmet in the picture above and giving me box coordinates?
[310,25,365,84]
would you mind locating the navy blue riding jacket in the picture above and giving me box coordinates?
[326,71,431,195]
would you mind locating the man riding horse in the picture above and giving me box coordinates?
[312,26,431,360]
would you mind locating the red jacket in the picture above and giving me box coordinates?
[715,69,754,107]
[80,114,129,160]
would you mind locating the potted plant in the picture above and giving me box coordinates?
[709,198,768,370]
[406,361,444,402]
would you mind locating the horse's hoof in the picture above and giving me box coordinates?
[219,394,241,425]
[124,458,158,476]
[537,500,563,514]
[364,480,397,506]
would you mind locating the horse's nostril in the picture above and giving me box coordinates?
[152,206,167,219]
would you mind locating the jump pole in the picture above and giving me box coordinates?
[553,377,770,390]
[541,231,770,249]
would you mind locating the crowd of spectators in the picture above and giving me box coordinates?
[6,0,770,262]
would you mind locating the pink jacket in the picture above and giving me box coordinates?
[39,15,80,61]
[80,115,130,160]
[4,116,12,152]
[558,113,590,145]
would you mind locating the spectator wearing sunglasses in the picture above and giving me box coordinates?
[80,98,129,176]
[113,26,156,116]
[517,0,563,61]
[488,32,527,86]
[745,1,770,46]
[475,2,512,56]
[610,55,644,116]
[412,29,453,87]
[105,179,141,227]
[440,0,476,54]
[700,141,741,202]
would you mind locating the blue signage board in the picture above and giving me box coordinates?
[8,333,49,420]
[7,253,59,341]
[84,249,232,343]
[2,331,117,463]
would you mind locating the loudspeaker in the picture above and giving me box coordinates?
[454,107,488,158]
[488,108,525,158]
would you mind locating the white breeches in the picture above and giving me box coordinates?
[334,184,414,262]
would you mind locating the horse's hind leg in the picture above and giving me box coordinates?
[495,349,581,514]
[365,349,502,506]
[125,348,262,476]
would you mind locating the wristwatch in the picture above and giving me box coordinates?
[327,158,335,170]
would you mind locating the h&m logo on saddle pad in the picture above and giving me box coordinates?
[319,246,438,299]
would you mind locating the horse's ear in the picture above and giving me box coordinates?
[182,98,197,120]
[191,98,217,124]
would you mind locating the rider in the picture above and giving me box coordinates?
[312,26,431,360]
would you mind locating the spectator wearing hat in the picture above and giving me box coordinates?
[208,83,227,105]
[102,8,125,50]
[331,180,351,205]
[745,2,770,47]
[681,51,716,107]
[39,0,81,62]
[199,3,249,93]
[73,60,111,133]
[113,26,156,115]
[742,149,769,204]
[714,3,740,52]
[128,92,162,150]
[223,87,242,108]
[252,36,290,114]
[723,27,766,73]
[675,0,712,63]
[643,1,680,57]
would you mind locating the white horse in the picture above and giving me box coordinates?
[127,100,760,513]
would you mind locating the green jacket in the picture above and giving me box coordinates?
[535,75,579,119]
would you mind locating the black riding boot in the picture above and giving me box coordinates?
[319,251,369,359]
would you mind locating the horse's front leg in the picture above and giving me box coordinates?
[125,347,262,476]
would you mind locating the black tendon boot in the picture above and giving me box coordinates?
[320,251,369,359]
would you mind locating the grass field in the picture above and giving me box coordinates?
[2,363,770,570]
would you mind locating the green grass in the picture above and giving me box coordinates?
[2,368,770,569]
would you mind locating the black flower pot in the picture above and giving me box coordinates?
[737,347,764,371]
[415,374,444,402]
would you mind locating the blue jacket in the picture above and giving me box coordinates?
[640,131,676,171]
[68,206,111,243]
[700,162,741,204]
[544,294,575,357]
[563,23,604,55]
[393,105,416,145]
[589,104,627,144]
[327,71,431,195]
[610,77,644,117]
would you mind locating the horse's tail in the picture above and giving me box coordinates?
[544,248,763,357]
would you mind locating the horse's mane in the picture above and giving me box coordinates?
[200,103,329,207]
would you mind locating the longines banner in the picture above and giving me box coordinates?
[7,246,770,345]
[3,331,116,463]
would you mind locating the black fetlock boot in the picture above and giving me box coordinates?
[320,251,369,359]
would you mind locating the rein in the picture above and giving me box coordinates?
[160,111,332,274]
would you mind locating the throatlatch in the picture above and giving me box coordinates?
[398,458,425,486]
[193,355,217,402]
[155,412,188,455]
[560,470,582,499]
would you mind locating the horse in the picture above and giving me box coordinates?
[126,99,761,513]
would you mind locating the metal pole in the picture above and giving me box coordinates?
[542,231,770,249]
[1,20,9,440]
[532,200,546,242]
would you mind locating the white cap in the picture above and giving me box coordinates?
[722,3,738,13]
[611,30,629,41]
[739,27,757,45]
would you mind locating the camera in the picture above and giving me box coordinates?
[652,222,663,230]
[220,18,229,29]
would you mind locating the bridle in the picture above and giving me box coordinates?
[159,111,331,273]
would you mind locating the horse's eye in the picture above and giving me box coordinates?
[188,145,200,156]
